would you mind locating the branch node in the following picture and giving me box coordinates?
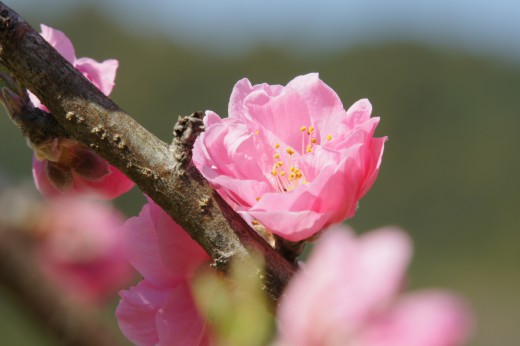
[91,125,103,134]
[65,111,75,121]
[170,111,204,159]
[198,195,212,212]
[112,134,126,149]
[0,9,11,30]
[211,251,234,270]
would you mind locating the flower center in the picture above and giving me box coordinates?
[265,124,333,194]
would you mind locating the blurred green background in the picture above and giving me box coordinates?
[0,1,519,345]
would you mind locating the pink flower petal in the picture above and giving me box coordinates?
[116,281,170,346]
[156,282,211,346]
[121,203,176,286]
[40,24,76,63]
[228,78,284,119]
[75,57,118,95]
[286,73,346,124]
[149,201,211,279]
[345,98,373,129]
[361,291,474,346]
[244,209,332,241]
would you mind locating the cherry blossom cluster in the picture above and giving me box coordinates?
[2,24,474,345]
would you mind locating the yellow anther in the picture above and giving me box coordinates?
[280,171,286,176]
[277,161,284,167]
[296,172,302,178]
[274,153,280,159]
[327,134,332,141]
[275,143,280,149]
[286,147,295,155]
[255,129,259,135]
[311,138,317,144]
[308,126,315,134]
[290,166,296,172]
[252,220,260,225]
[256,196,261,202]
[271,169,278,176]
[300,126,307,132]
[306,145,312,153]
[289,173,296,180]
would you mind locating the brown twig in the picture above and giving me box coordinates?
[0,2,296,304]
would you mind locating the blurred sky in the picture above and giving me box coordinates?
[10,0,520,60]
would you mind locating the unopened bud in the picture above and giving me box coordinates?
[1,87,25,125]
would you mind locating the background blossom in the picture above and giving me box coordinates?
[34,198,134,304]
[276,226,473,346]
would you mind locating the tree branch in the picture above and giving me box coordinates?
[0,2,295,302]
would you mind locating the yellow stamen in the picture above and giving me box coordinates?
[255,129,259,135]
[277,161,283,167]
[274,153,280,159]
[308,126,315,134]
[275,143,280,149]
[300,126,307,132]
[327,134,332,141]
[280,171,286,176]
[256,196,261,202]
[306,145,312,153]
[286,147,295,155]
[311,138,317,144]
[271,169,278,176]
[252,220,260,225]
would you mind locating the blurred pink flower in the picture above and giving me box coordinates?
[34,198,134,305]
[116,199,212,346]
[275,226,473,346]
[193,73,386,241]
[29,24,134,199]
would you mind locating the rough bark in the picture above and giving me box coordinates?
[0,2,295,303]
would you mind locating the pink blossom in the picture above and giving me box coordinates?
[29,25,118,110]
[30,25,134,199]
[275,226,473,346]
[193,73,386,241]
[34,198,134,305]
[116,199,212,346]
